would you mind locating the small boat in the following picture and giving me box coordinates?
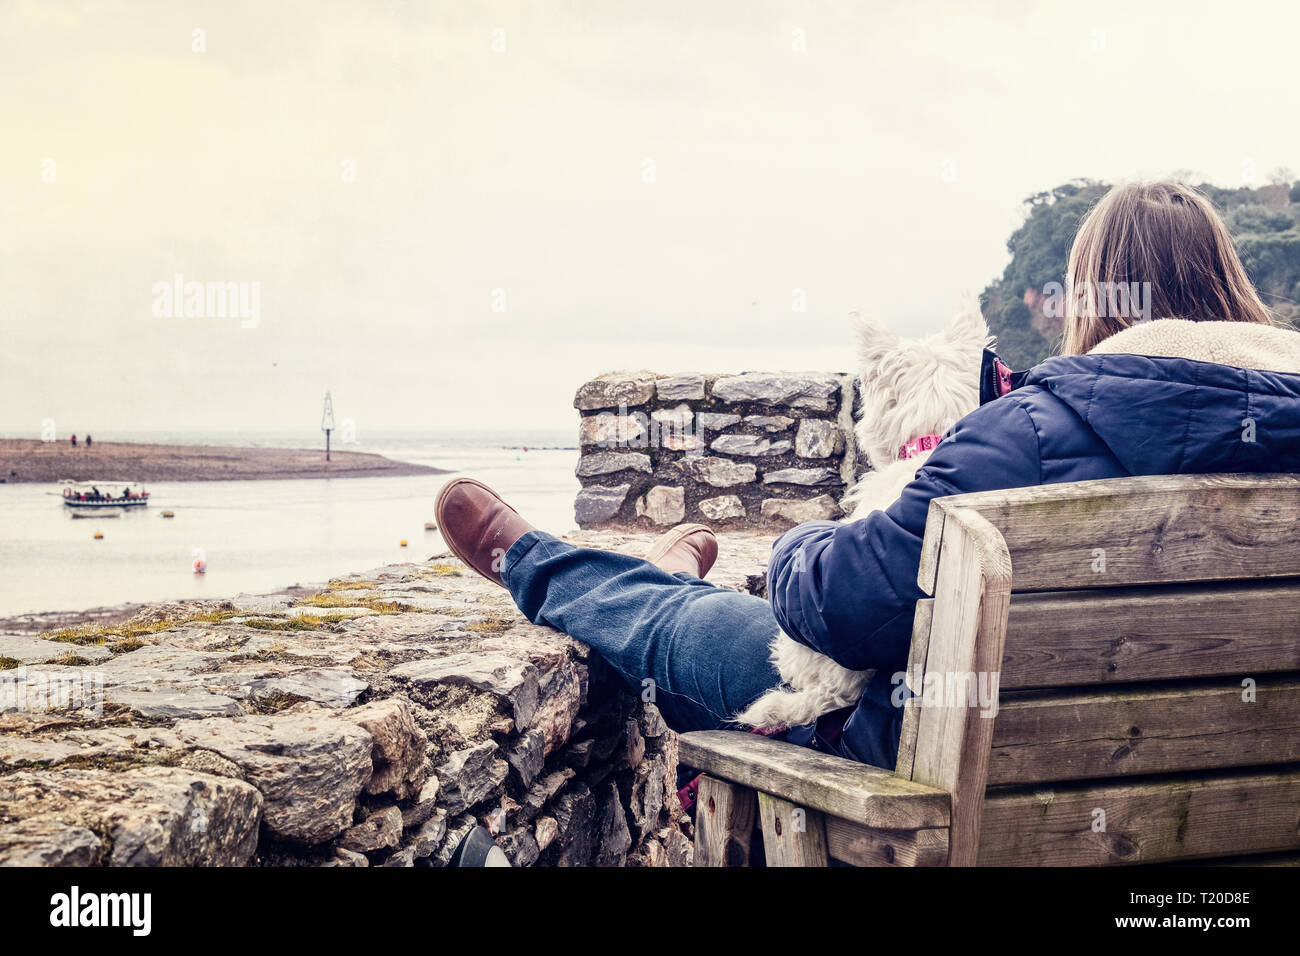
[61,480,150,510]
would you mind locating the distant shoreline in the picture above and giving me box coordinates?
[0,438,448,483]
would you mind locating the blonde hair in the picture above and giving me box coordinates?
[1062,181,1274,355]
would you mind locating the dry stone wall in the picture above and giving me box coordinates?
[574,371,861,530]
[0,528,784,868]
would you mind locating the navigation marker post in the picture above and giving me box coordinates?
[322,391,335,462]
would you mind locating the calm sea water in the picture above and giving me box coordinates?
[0,430,579,617]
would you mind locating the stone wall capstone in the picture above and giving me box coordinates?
[574,371,861,530]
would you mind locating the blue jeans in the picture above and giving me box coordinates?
[503,530,782,732]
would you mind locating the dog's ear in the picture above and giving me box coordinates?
[942,305,993,353]
[852,311,900,367]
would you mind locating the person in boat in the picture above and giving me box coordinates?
[123,486,131,499]
[91,486,101,501]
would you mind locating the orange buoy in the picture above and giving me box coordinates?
[400,539,408,548]
[93,531,104,540]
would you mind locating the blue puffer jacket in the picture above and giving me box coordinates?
[768,321,1300,768]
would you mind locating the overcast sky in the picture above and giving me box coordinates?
[4,0,1299,434]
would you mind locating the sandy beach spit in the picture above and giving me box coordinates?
[0,439,447,483]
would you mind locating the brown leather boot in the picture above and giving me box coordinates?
[434,478,538,587]
[645,523,718,578]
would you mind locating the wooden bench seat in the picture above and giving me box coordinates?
[680,474,1300,866]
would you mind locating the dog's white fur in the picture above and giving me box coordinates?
[733,307,993,731]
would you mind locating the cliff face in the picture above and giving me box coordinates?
[573,371,863,531]
[0,531,775,867]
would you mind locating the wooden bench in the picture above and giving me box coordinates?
[680,474,1300,866]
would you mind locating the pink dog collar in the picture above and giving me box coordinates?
[898,434,942,460]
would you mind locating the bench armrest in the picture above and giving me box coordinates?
[678,730,950,830]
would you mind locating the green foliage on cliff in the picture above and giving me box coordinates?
[982,178,1300,368]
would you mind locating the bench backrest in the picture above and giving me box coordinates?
[896,474,1300,866]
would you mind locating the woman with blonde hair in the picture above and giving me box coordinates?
[436,180,1300,769]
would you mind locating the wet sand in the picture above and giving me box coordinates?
[0,439,447,483]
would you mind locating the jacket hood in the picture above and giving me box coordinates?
[1017,320,1300,475]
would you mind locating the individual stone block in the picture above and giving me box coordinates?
[696,412,741,430]
[244,669,368,709]
[435,741,509,816]
[761,495,841,524]
[574,371,657,411]
[534,816,559,852]
[338,806,402,853]
[676,457,757,487]
[711,372,841,411]
[744,414,795,432]
[390,653,539,731]
[106,687,244,719]
[400,776,441,828]
[579,413,647,448]
[0,767,263,867]
[505,728,547,788]
[635,486,686,526]
[710,435,792,457]
[341,697,429,799]
[575,452,652,477]
[173,713,372,845]
[650,404,694,426]
[593,781,633,867]
[410,809,448,860]
[500,826,541,866]
[795,419,845,458]
[574,484,631,524]
[762,467,839,486]
[661,432,704,452]
[326,847,370,867]
[655,374,706,401]
[697,495,746,521]
[0,819,103,867]
[551,784,597,866]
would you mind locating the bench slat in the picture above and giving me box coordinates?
[1002,580,1300,688]
[978,768,1300,865]
[694,776,757,867]
[758,792,829,866]
[987,677,1300,785]
[908,508,1012,866]
[919,474,1300,594]
[825,817,949,866]
[677,730,950,830]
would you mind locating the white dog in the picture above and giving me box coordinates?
[734,308,994,731]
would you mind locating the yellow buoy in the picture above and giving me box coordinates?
[93,531,104,539]
[400,539,408,547]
